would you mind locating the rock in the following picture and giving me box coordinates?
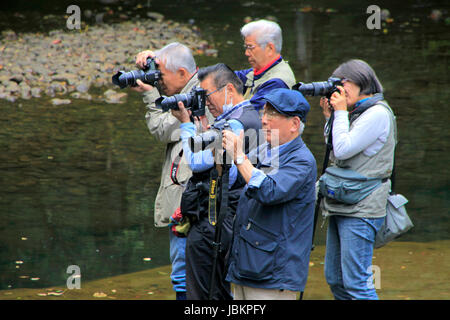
[146,12,164,21]
[104,90,127,104]
[1,29,17,40]
[5,81,20,93]
[51,73,79,85]
[20,85,31,99]
[70,92,92,100]
[76,81,90,93]
[51,98,71,105]
[49,81,67,94]
[45,87,55,97]
[30,87,41,98]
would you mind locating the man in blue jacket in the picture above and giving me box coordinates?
[222,88,317,299]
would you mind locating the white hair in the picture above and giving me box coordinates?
[240,19,282,53]
[155,42,196,74]
[299,120,305,135]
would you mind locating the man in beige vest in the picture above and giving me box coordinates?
[133,42,213,300]
[235,19,297,113]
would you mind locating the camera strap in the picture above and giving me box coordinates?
[208,167,219,226]
[170,150,184,186]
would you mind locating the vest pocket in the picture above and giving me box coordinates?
[236,222,278,281]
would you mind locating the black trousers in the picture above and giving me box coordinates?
[185,211,234,300]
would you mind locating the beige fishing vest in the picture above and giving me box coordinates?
[243,59,296,100]
[321,101,397,218]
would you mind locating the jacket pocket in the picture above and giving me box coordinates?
[236,221,278,281]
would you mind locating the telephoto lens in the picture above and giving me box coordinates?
[112,58,161,89]
[292,77,342,98]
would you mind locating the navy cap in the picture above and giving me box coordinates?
[262,88,310,122]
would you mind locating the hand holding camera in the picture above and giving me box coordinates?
[171,101,192,124]
[329,86,347,111]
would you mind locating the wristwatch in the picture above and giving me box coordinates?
[235,155,246,165]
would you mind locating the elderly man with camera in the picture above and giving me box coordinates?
[131,42,214,300]
[170,63,261,300]
[235,19,297,112]
[221,88,317,300]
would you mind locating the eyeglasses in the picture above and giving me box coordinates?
[243,43,257,51]
[206,85,225,101]
[262,108,282,119]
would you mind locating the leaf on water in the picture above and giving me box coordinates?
[93,292,107,298]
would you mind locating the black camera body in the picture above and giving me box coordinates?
[292,77,343,99]
[112,58,161,89]
[189,120,231,153]
[155,87,207,117]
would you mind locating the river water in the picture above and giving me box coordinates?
[0,0,448,293]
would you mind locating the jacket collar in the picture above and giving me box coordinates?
[258,135,304,167]
[253,55,282,77]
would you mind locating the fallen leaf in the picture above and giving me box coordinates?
[93,292,107,298]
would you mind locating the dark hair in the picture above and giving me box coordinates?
[332,59,383,95]
[198,63,244,93]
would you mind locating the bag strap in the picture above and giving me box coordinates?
[376,101,398,193]
[311,111,335,249]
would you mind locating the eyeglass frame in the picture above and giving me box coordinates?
[205,85,226,101]
[243,43,258,51]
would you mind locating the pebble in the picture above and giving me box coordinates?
[51,98,71,105]
[0,14,217,103]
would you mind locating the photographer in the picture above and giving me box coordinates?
[222,88,317,300]
[170,63,261,300]
[235,19,297,112]
[319,59,396,300]
[133,42,213,300]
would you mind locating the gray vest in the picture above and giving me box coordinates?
[322,101,397,218]
[243,59,296,100]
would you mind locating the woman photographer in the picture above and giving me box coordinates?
[319,59,396,300]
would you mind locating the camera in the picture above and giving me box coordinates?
[155,87,207,117]
[112,58,161,89]
[189,120,231,152]
[292,77,343,99]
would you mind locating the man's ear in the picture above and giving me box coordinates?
[291,116,301,132]
[265,42,276,55]
[177,67,188,79]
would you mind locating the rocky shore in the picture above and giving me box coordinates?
[0,13,217,104]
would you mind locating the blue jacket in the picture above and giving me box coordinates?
[226,136,317,292]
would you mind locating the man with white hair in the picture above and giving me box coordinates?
[133,42,213,300]
[236,19,297,112]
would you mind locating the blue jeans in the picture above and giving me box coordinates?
[324,215,385,300]
[169,231,186,293]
